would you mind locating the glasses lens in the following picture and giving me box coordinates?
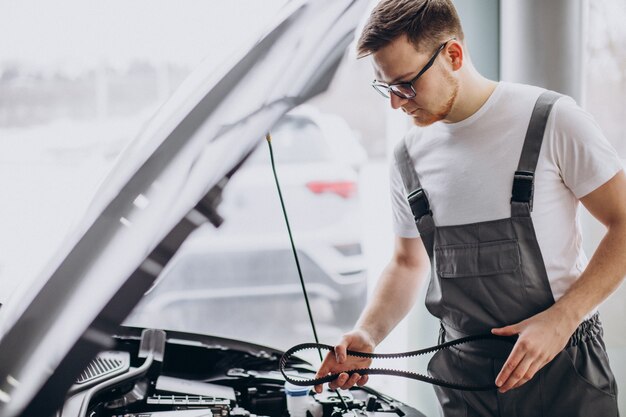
[372,83,390,98]
[390,84,415,99]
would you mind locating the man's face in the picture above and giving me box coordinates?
[372,35,459,126]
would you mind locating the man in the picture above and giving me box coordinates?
[313,0,626,415]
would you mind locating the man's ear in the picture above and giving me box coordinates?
[446,41,463,71]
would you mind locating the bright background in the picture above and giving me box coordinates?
[1,1,625,415]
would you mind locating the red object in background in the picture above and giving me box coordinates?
[306,181,357,199]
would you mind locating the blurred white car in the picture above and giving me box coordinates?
[214,104,367,240]
[128,105,369,339]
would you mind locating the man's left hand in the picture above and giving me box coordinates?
[491,307,579,393]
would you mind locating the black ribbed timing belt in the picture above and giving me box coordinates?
[280,333,517,391]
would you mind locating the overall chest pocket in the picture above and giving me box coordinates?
[435,239,521,278]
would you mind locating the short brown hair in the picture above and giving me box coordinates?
[356,0,464,58]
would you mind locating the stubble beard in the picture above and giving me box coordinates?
[411,76,460,127]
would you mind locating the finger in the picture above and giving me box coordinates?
[511,375,530,390]
[328,372,349,390]
[329,372,350,390]
[492,324,520,336]
[340,373,361,390]
[498,355,533,392]
[335,345,347,364]
[511,356,547,390]
[495,342,526,387]
[314,351,338,393]
[334,337,350,364]
[315,354,335,379]
[356,374,369,386]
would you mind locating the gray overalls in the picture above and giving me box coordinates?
[394,91,619,416]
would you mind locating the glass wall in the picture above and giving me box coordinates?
[0,0,287,302]
[584,0,626,413]
[0,0,372,384]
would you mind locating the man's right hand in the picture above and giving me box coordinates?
[313,329,376,393]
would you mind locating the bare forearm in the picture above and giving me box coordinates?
[494,221,626,392]
[355,260,429,346]
[553,221,626,325]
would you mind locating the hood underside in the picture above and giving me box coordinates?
[0,1,370,416]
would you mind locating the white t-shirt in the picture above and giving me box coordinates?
[390,81,622,301]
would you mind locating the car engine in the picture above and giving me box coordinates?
[56,328,426,417]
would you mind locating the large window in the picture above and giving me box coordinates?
[584,0,626,414]
[586,0,626,156]
[0,0,287,302]
[1,0,372,363]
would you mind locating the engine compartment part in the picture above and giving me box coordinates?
[72,351,131,390]
[112,410,213,416]
[57,328,427,417]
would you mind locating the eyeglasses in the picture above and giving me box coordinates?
[371,39,454,100]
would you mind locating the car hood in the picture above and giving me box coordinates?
[0,1,369,415]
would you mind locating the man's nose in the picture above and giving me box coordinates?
[389,93,408,110]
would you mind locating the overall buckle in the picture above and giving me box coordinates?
[511,170,535,208]
[407,188,432,221]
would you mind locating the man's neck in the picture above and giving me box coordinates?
[445,72,498,124]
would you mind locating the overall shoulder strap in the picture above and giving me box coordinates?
[511,90,563,217]
[393,139,436,259]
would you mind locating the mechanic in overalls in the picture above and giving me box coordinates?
[313,0,626,415]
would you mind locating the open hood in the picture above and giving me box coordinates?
[0,1,369,416]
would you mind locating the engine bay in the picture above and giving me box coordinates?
[56,328,426,417]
